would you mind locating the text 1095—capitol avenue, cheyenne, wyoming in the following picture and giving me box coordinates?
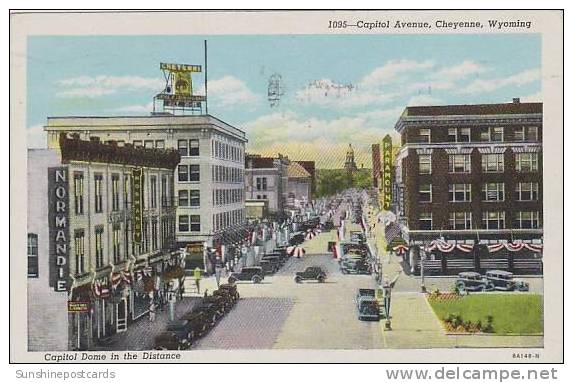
[328,19,533,30]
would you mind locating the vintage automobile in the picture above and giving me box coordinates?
[455,272,495,292]
[294,266,327,283]
[153,332,191,350]
[340,258,372,274]
[485,270,530,291]
[289,232,305,246]
[180,310,211,340]
[199,295,227,321]
[355,288,380,321]
[213,287,238,310]
[153,320,193,350]
[259,260,278,275]
[349,231,366,244]
[218,283,240,303]
[228,266,265,284]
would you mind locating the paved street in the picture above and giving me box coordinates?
[101,203,543,351]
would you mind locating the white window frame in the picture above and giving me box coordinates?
[449,212,472,230]
[481,153,505,173]
[449,183,472,202]
[448,154,471,173]
[482,183,505,202]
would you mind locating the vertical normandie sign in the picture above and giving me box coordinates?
[132,168,143,244]
[48,167,69,291]
[381,134,393,211]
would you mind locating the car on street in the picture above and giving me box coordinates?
[485,270,530,291]
[355,288,380,321]
[340,258,372,274]
[153,332,191,350]
[456,271,494,292]
[294,266,327,283]
[180,310,211,340]
[289,232,305,245]
[228,266,265,284]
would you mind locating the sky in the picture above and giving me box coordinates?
[27,34,541,168]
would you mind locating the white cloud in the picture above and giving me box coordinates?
[207,76,260,107]
[460,68,541,95]
[56,75,164,98]
[432,60,488,80]
[360,59,434,88]
[295,79,395,108]
[407,94,444,107]
[114,102,155,113]
[242,110,400,168]
[27,124,47,148]
[519,92,542,102]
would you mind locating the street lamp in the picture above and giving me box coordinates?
[420,248,427,293]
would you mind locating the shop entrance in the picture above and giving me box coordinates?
[116,298,128,333]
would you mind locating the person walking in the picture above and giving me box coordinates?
[193,267,202,294]
[149,301,156,323]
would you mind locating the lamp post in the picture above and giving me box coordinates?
[420,248,427,293]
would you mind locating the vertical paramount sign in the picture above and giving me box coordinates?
[381,134,393,211]
[48,167,70,291]
[132,168,143,244]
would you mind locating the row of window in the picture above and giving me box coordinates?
[213,209,245,232]
[27,217,176,278]
[418,211,541,230]
[178,215,201,232]
[418,182,539,203]
[214,188,244,206]
[417,126,539,143]
[418,153,539,174]
[212,139,243,163]
[73,172,173,215]
[212,165,244,183]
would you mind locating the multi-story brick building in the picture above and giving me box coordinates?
[394,99,543,275]
[28,134,180,350]
[372,143,381,188]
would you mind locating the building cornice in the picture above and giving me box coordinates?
[394,113,543,134]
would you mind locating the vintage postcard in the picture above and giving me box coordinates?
[9,10,563,363]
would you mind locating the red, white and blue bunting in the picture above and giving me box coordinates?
[487,243,543,253]
[392,244,409,255]
[305,230,316,240]
[287,246,305,258]
[332,244,341,259]
[111,271,132,290]
[425,240,474,253]
[92,280,111,298]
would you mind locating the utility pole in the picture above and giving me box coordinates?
[204,39,208,115]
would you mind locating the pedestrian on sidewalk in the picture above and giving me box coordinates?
[149,301,156,322]
[193,267,202,294]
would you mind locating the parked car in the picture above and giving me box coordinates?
[218,283,240,302]
[456,272,494,292]
[349,231,366,244]
[340,258,372,274]
[289,232,305,245]
[228,267,265,284]
[294,266,327,283]
[180,310,211,340]
[355,288,380,321]
[154,331,191,350]
[485,270,530,291]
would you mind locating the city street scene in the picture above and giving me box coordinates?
[23,28,546,355]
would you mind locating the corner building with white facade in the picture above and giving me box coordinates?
[45,115,247,270]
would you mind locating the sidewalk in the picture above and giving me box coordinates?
[95,297,201,351]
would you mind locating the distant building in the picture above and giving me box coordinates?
[394,98,543,275]
[344,143,358,172]
[244,154,290,217]
[372,143,381,188]
[286,162,312,207]
[295,160,316,197]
